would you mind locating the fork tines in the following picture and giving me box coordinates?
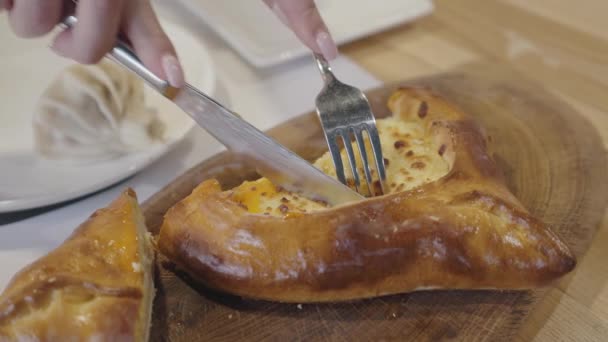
[330,125,387,197]
[313,54,387,197]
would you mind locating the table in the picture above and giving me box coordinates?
[342,1,608,340]
[1,0,606,340]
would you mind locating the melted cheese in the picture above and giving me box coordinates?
[230,116,450,216]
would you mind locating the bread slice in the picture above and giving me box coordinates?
[158,86,576,303]
[0,189,155,341]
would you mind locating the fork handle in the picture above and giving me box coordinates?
[313,53,336,83]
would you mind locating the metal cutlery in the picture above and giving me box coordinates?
[59,15,364,206]
[313,53,387,196]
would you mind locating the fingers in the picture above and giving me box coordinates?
[52,0,124,64]
[6,0,183,87]
[264,0,338,60]
[8,0,63,38]
[121,0,184,87]
[0,0,14,12]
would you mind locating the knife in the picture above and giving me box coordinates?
[61,16,364,206]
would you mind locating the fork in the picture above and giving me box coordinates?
[313,53,387,196]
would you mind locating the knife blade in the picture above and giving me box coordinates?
[166,85,364,205]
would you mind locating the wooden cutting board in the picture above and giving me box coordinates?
[142,66,608,341]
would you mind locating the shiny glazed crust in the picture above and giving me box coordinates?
[0,189,155,341]
[158,87,576,303]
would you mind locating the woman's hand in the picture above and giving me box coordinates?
[263,0,338,60]
[1,0,185,87]
[0,0,338,88]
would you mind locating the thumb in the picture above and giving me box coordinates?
[264,0,338,60]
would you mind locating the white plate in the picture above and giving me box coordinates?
[0,17,215,213]
[179,0,434,68]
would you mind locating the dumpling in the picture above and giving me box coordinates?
[33,60,166,161]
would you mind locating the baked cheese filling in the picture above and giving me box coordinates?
[231,116,450,216]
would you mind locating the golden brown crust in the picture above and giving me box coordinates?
[158,87,576,303]
[0,189,153,341]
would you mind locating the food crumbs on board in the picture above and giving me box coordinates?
[297,304,303,310]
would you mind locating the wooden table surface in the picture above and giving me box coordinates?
[341,0,608,340]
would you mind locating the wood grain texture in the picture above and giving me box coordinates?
[341,1,608,340]
[143,68,607,341]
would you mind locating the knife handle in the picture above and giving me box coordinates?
[60,15,176,97]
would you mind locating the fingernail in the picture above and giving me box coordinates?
[162,54,185,88]
[271,2,290,27]
[316,31,338,60]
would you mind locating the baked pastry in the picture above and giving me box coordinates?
[158,86,576,303]
[33,60,166,161]
[0,189,155,341]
